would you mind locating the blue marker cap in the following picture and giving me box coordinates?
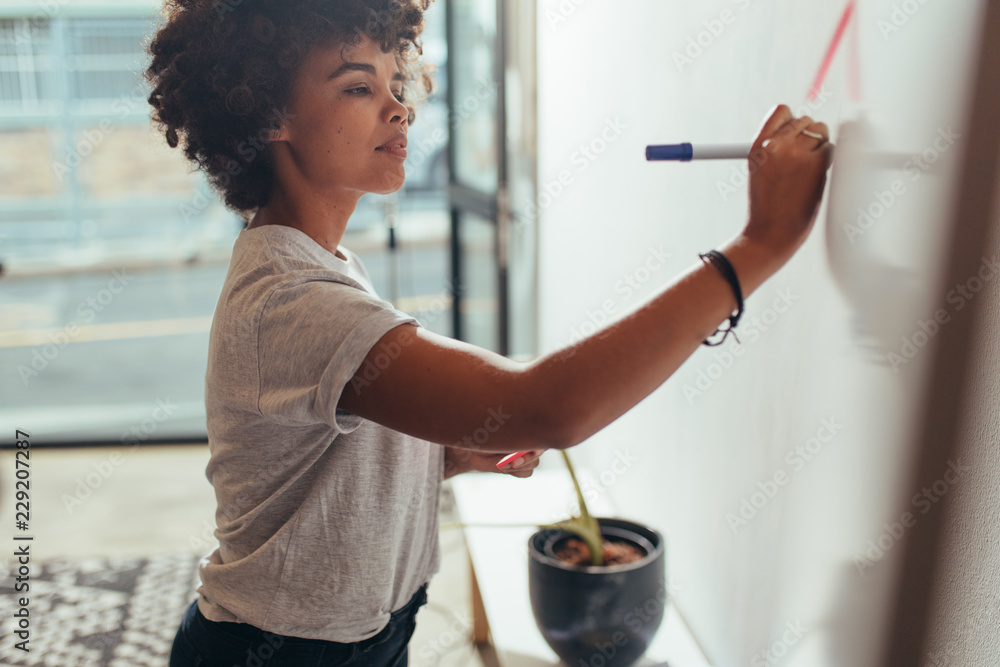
[646,143,693,161]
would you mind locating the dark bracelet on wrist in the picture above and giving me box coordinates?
[698,250,744,346]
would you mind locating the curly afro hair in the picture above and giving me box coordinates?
[145,0,436,220]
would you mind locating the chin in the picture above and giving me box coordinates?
[372,175,406,195]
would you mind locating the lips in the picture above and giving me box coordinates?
[376,132,407,158]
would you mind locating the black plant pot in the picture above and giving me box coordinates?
[528,517,666,667]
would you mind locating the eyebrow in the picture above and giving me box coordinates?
[329,61,404,82]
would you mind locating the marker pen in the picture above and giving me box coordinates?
[497,451,532,470]
[646,143,754,161]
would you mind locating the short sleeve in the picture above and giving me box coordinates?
[256,279,422,431]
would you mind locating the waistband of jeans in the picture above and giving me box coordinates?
[195,583,429,642]
[391,582,428,617]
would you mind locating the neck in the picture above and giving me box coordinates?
[248,180,360,261]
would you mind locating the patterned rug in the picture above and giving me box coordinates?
[0,553,201,667]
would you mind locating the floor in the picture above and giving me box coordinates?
[0,444,486,667]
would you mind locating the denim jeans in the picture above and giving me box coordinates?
[169,584,428,667]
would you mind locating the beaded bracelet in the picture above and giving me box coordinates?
[699,250,744,346]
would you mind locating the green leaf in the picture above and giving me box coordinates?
[558,450,603,566]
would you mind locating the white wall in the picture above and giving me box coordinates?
[925,184,1000,665]
[534,1,985,665]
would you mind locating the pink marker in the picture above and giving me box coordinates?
[496,451,531,469]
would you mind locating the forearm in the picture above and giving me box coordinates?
[525,234,784,450]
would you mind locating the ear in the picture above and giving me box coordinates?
[269,125,290,142]
[266,105,296,142]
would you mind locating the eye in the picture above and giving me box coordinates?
[346,86,404,103]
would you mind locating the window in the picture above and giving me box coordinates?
[0,4,454,445]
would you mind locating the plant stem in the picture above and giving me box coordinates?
[560,450,604,566]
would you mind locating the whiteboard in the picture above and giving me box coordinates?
[533,1,989,665]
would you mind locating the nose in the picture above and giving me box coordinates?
[387,94,409,127]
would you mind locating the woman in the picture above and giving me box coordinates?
[146,1,832,665]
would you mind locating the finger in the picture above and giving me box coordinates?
[799,122,830,149]
[764,115,818,151]
[496,451,529,470]
[497,455,527,471]
[497,448,546,472]
[808,122,829,139]
[819,140,835,166]
[751,104,794,151]
[516,449,546,464]
[787,115,815,135]
[510,462,539,478]
[505,455,541,474]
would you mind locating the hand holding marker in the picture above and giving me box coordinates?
[497,451,532,470]
[646,131,830,161]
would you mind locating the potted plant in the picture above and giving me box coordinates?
[528,451,666,667]
[448,450,666,667]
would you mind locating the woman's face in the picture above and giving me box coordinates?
[273,33,410,198]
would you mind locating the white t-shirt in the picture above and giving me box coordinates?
[196,224,443,642]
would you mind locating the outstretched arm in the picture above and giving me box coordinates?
[338,105,833,454]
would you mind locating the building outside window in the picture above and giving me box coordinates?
[0,1,453,445]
